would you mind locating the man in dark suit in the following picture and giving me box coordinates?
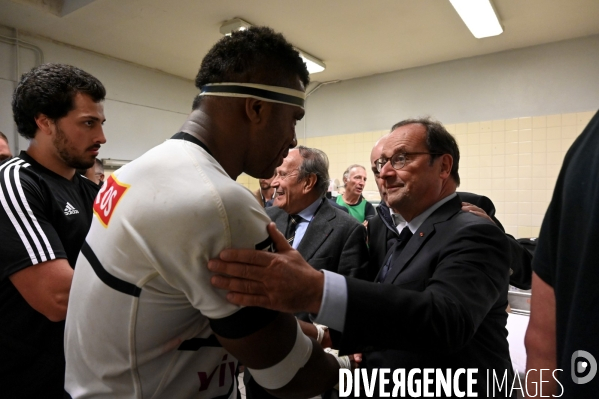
[365,136,398,280]
[245,145,368,399]
[267,146,368,280]
[368,134,532,289]
[209,118,514,398]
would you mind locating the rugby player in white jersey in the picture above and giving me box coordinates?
[64,27,346,398]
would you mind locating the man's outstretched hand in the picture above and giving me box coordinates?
[208,222,325,315]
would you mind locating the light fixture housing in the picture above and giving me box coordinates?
[296,49,326,74]
[449,0,503,39]
[219,18,253,36]
[219,18,325,74]
[102,158,131,169]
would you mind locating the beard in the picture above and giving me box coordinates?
[53,124,96,170]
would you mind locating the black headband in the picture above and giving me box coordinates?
[199,83,305,108]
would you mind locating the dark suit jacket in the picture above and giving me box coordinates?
[246,200,369,399]
[366,202,398,281]
[328,198,349,213]
[266,198,369,278]
[344,196,513,397]
[368,192,532,289]
[458,192,532,289]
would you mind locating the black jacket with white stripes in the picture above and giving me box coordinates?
[0,151,99,397]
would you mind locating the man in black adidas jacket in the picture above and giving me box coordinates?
[0,63,106,398]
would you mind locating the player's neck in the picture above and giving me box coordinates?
[181,109,245,180]
[26,140,76,180]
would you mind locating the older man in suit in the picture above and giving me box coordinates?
[244,145,368,399]
[368,134,532,288]
[209,119,514,398]
[267,146,369,280]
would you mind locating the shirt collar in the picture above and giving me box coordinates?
[403,193,457,234]
[297,197,323,222]
[390,209,405,224]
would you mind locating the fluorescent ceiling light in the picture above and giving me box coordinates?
[219,18,325,74]
[296,49,325,74]
[449,0,503,39]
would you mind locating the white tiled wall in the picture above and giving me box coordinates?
[238,110,595,238]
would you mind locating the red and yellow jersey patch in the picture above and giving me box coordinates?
[93,174,130,228]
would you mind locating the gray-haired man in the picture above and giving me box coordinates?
[268,146,369,287]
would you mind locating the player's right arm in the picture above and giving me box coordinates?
[9,259,73,322]
[202,186,342,397]
[0,159,72,322]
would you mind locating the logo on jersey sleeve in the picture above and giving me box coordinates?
[93,174,130,227]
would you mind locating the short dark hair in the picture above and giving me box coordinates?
[12,63,106,139]
[193,26,309,109]
[390,118,460,185]
[296,146,330,197]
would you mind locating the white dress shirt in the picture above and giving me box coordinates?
[291,197,323,250]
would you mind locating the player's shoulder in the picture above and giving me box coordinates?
[216,176,267,217]
[0,157,42,187]
[120,141,265,218]
[1,156,33,173]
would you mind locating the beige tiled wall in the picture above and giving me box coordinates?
[446,111,594,238]
[238,111,595,238]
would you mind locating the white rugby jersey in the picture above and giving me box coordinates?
[65,133,274,398]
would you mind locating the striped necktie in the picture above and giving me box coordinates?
[285,214,304,246]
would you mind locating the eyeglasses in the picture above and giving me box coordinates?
[375,152,442,173]
[272,168,300,181]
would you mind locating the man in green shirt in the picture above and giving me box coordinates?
[336,164,375,223]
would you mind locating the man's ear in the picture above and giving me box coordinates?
[245,98,269,125]
[302,173,317,194]
[34,114,54,136]
[438,154,453,179]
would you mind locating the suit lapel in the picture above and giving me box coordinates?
[296,200,334,261]
[384,196,462,284]
[266,207,291,240]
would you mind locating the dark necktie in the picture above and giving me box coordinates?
[285,214,303,247]
[376,227,413,283]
